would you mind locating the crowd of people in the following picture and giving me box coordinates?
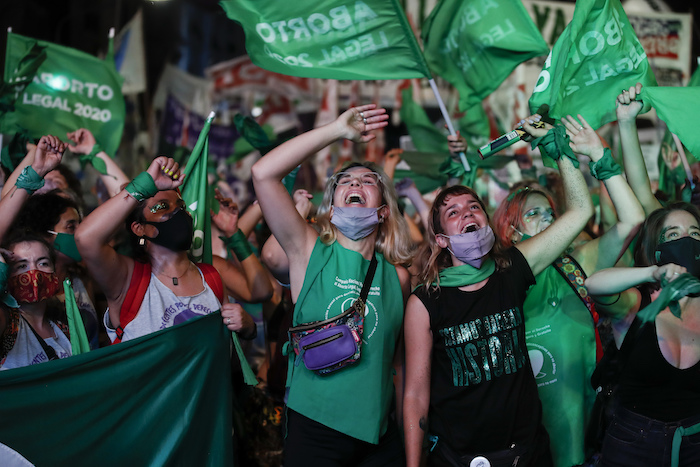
[1,81,699,467]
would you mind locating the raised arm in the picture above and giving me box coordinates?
[515,117,594,276]
[251,105,388,294]
[562,115,645,273]
[211,191,273,303]
[0,136,65,242]
[66,128,129,198]
[617,83,662,215]
[75,156,183,309]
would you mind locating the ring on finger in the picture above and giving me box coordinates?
[359,111,364,118]
[363,118,368,124]
[579,126,583,131]
[226,317,231,325]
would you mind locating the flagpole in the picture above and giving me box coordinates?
[672,133,695,190]
[427,78,471,173]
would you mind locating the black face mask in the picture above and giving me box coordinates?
[655,236,700,279]
[144,209,193,252]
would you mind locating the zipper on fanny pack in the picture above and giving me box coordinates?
[302,331,343,350]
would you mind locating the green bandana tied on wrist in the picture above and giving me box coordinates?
[125,172,158,202]
[636,273,700,323]
[433,258,496,288]
[77,143,109,176]
[589,148,622,181]
[220,229,253,261]
[531,125,579,169]
[0,262,19,308]
[15,166,45,194]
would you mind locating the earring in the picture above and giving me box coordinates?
[139,237,145,247]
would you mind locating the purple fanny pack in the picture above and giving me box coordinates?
[288,300,364,376]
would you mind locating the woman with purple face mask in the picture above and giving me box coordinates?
[251,104,413,466]
[403,113,597,467]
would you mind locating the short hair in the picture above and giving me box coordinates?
[12,192,80,234]
[1,230,57,270]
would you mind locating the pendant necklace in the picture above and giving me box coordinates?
[158,263,191,286]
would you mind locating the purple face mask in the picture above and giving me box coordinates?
[439,225,496,268]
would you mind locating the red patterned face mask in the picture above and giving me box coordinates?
[8,269,60,304]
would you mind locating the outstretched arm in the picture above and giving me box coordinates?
[561,115,645,273]
[251,105,388,298]
[515,116,594,276]
[66,128,129,198]
[617,83,662,215]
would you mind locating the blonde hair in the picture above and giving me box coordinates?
[315,162,414,266]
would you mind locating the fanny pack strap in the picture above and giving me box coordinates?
[357,255,378,312]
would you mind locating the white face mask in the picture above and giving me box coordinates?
[439,225,496,268]
[330,206,382,241]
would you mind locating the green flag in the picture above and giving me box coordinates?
[642,86,700,169]
[63,279,90,356]
[2,32,125,157]
[422,0,548,111]
[393,151,450,194]
[0,313,233,466]
[0,42,46,128]
[181,112,214,265]
[529,0,656,129]
[219,0,432,80]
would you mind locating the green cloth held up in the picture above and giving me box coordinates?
[531,125,578,169]
[637,273,700,323]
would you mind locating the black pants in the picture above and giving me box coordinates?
[284,409,405,467]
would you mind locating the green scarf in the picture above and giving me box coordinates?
[637,273,700,322]
[530,125,578,169]
[434,258,496,288]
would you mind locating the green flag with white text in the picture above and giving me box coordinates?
[422,0,548,111]
[219,0,432,80]
[2,32,125,157]
[181,112,214,265]
[0,313,233,467]
[528,0,656,129]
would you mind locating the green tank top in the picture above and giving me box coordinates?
[523,262,597,467]
[287,239,403,444]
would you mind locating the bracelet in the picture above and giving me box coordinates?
[15,166,45,194]
[220,229,253,261]
[589,148,622,181]
[0,262,19,308]
[125,172,158,202]
[593,292,621,306]
[77,142,109,176]
[530,125,579,169]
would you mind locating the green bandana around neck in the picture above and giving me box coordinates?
[434,257,496,288]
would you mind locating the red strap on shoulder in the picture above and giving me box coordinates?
[196,263,225,304]
[114,261,152,344]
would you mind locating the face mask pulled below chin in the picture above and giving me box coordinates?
[330,206,381,241]
[656,237,700,279]
[51,232,82,262]
[440,225,496,268]
[8,269,61,304]
[145,208,194,252]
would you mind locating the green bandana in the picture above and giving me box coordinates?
[530,125,578,169]
[15,165,45,194]
[434,258,496,288]
[125,171,158,202]
[77,142,109,176]
[589,148,622,181]
[637,273,700,323]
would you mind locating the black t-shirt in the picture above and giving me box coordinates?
[414,247,543,453]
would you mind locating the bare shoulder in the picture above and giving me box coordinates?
[395,264,412,303]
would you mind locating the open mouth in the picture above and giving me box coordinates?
[462,223,479,233]
[345,193,366,205]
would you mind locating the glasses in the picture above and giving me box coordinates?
[333,171,381,186]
